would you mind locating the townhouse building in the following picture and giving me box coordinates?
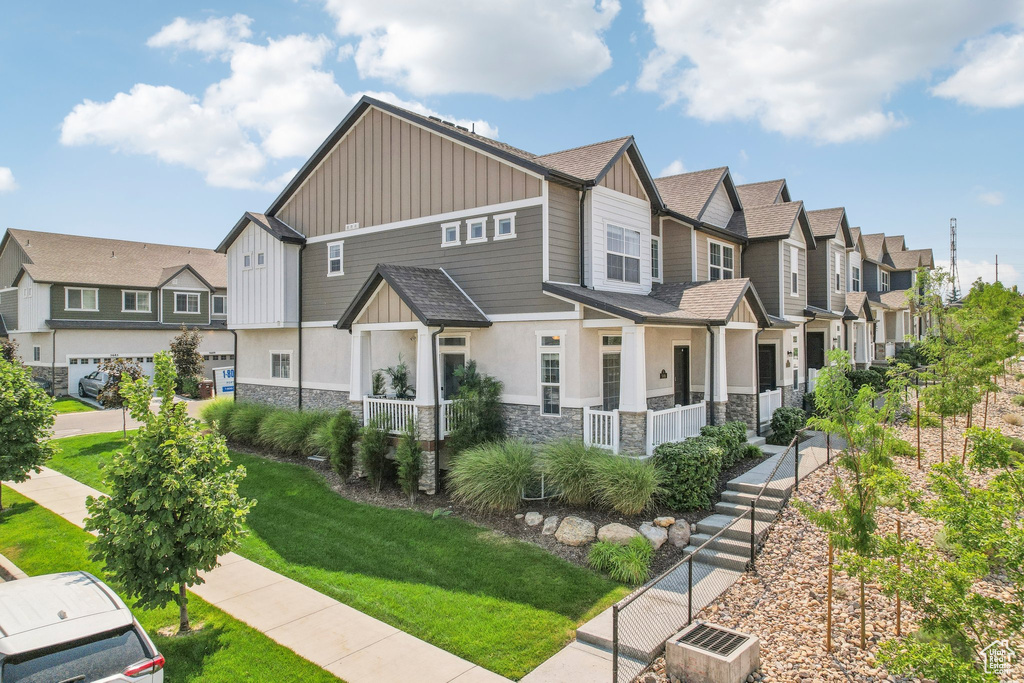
[0,229,233,395]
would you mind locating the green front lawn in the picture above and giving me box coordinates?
[48,432,627,679]
[52,396,95,413]
[0,487,341,683]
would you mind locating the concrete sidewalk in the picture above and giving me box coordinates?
[52,399,208,439]
[5,467,507,683]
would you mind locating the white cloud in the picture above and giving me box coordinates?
[637,1,1020,143]
[933,30,1024,107]
[935,258,1020,290]
[659,159,686,176]
[976,189,1005,206]
[321,0,620,97]
[62,15,498,190]
[611,82,629,96]
[0,167,17,193]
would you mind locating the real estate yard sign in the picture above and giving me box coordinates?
[213,367,234,395]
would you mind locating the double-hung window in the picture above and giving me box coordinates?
[539,335,561,415]
[881,270,890,292]
[174,292,200,314]
[327,241,344,276]
[651,236,662,282]
[790,246,799,296]
[852,265,861,292]
[606,224,641,283]
[833,251,842,292]
[212,295,227,315]
[66,287,98,311]
[271,352,291,379]
[122,290,151,312]
[709,241,734,280]
[467,218,487,243]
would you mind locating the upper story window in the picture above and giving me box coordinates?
[790,246,799,296]
[606,224,641,284]
[212,295,227,315]
[881,270,890,292]
[441,221,461,247]
[493,212,516,240]
[833,251,842,292]
[243,253,252,269]
[257,252,266,267]
[327,241,344,276]
[174,292,201,314]
[852,265,861,292]
[467,218,487,244]
[651,236,662,282]
[22,287,31,298]
[122,290,151,313]
[709,241,734,280]
[66,287,99,312]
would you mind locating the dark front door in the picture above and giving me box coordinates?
[758,344,777,393]
[807,332,826,370]
[673,346,690,406]
[441,353,465,400]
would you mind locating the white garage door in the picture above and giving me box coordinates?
[67,355,157,397]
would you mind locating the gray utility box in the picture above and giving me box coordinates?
[665,622,760,683]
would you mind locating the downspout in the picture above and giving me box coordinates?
[297,244,307,410]
[578,187,589,287]
[705,324,716,426]
[754,325,765,436]
[229,329,238,401]
[50,329,57,398]
[431,325,446,492]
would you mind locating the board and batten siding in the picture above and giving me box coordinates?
[548,182,581,283]
[584,185,653,294]
[277,107,543,238]
[0,238,27,289]
[742,241,781,316]
[49,285,159,322]
[661,217,693,283]
[303,203,572,321]
[227,221,300,328]
[597,155,648,202]
[701,181,735,228]
[355,282,417,325]
[17,276,50,332]
[0,288,18,330]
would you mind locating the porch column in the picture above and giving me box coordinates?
[618,325,648,455]
[349,329,370,399]
[414,324,436,407]
[414,324,439,495]
[712,325,728,424]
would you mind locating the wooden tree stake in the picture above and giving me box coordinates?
[826,539,833,653]
[896,519,902,638]
[916,398,921,470]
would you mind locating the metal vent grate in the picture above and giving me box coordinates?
[677,624,749,656]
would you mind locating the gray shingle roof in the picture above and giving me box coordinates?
[806,208,847,240]
[849,227,862,245]
[337,264,490,329]
[45,319,228,331]
[5,229,226,289]
[889,250,923,270]
[731,201,805,241]
[885,236,906,253]
[845,292,873,321]
[736,180,787,208]
[534,137,631,181]
[867,289,912,310]
[654,167,728,220]
[860,233,887,263]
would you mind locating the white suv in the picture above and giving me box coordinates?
[0,571,164,682]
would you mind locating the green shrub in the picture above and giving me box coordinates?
[359,414,393,492]
[889,436,916,458]
[894,344,934,368]
[593,456,664,515]
[222,402,273,446]
[395,417,423,503]
[741,443,763,460]
[654,436,723,510]
[700,421,747,467]
[848,368,885,392]
[539,438,604,506]
[767,406,806,446]
[179,376,200,398]
[445,361,506,456]
[1013,395,1024,407]
[588,537,654,585]
[1015,372,1024,382]
[200,397,237,431]
[448,439,536,511]
[311,408,361,479]
[1007,436,1024,456]
[257,409,331,458]
[910,410,941,427]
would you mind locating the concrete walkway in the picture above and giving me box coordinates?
[5,467,507,683]
[52,398,208,439]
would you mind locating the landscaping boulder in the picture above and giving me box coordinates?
[515,513,524,520]
[640,522,668,550]
[654,516,676,528]
[524,511,543,526]
[668,521,690,548]
[542,516,559,535]
[555,516,596,546]
[597,523,640,546]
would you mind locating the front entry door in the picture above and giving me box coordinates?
[673,346,690,406]
[758,344,777,393]
[807,332,826,370]
[441,353,465,400]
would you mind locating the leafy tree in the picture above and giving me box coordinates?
[169,326,204,389]
[0,358,55,510]
[395,417,423,503]
[85,353,253,633]
[0,336,18,363]
[445,361,505,456]
[98,357,144,437]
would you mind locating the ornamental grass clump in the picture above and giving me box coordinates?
[588,536,654,585]
[540,438,604,506]
[593,455,664,515]
[311,408,361,479]
[449,439,536,511]
[221,402,273,446]
[257,409,331,458]
[200,397,237,431]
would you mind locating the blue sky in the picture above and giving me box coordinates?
[1,1,1022,286]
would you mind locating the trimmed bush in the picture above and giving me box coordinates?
[396,417,423,503]
[588,536,654,585]
[449,439,536,511]
[200,397,237,431]
[222,402,274,447]
[257,409,331,458]
[700,421,747,467]
[848,368,885,392]
[593,456,664,515]
[767,406,807,446]
[359,414,393,492]
[894,344,934,368]
[311,408,361,479]
[654,436,723,510]
[539,438,604,506]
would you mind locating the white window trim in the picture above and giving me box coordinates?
[212,294,227,315]
[441,221,461,247]
[651,235,663,283]
[852,265,861,292]
[466,218,488,244]
[256,252,266,268]
[537,330,564,417]
[492,212,517,240]
[242,252,253,270]
[833,251,842,292]
[121,290,152,313]
[790,246,800,297]
[65,287,99,312]
[606,223,642,284]
[327,240,345,277]
[881,269,890,292]
[173,291,201,314]
[708,239,736,280]
[270,350,292,380]
[22,287,31,298]
[598,330,622,410]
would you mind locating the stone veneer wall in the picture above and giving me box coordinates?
[727,393,758,431]
[236,382,298,408]
[712,401,728,426]
[502,404,583,442]
[782,382,806,410]
[618,411,648,455]
[647,394,675,411]
[32,365,68,396]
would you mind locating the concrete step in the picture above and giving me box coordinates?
[746,435,767,447]
[687,531,755,557]
[715,500,777,522]
[680,544,749,572]
[720,489,785,510]
[695,513,772,543]
[727,478,792,497]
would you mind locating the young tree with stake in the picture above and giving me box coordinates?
[98,357,144,437]
[0,358,55,510]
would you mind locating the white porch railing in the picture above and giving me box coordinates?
[583,407,620,453]
[807,367,818,393]
[363,396,418,434]
[645,402,707,455]
[758,388,783,425]
[441,399,467,438]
